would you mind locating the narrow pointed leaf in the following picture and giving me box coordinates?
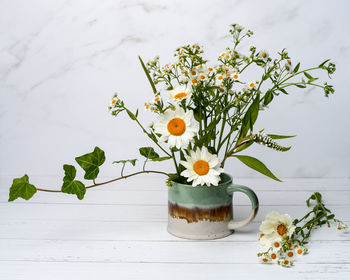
[138,56,157,94]
[232,155,282,182]
[267,134,296,139]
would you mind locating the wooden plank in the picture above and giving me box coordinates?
[0,220,348,242]
[0,262,349,280]
[0,204,348,222]
[0,239,349,264]
[1,189,349,205]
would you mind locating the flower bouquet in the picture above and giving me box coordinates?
[9,24,342,242]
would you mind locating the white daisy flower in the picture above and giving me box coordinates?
[153,107,198,149]
[180,147,224,187]
[169,86,192,102]
[216,73,224,84]
[285,60,293,73]
[198,72,207,81]
[259,211,296,246]
[258,50,269,61]
[248,81,257,89]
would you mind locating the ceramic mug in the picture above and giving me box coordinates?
[167,173,259,240]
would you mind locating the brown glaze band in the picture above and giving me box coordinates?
[168,201,232,223]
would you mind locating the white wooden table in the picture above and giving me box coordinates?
[0,176,349,279]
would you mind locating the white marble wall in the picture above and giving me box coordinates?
[1,0,349,179]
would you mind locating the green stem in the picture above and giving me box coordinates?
[171,149,180,176]
[132,113,171,157]
[36,170,171,193]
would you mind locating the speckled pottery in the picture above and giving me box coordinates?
[167,173,259,240]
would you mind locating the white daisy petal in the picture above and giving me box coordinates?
[179,147,223,187]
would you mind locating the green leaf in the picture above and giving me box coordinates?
[304,72,313,79]
[293,62,300,73]
[267,134,296,139]
[139,147,159,160]
[113,159,137,166]
[318,59,330,68]
[151,156,172,162]
[126,109,136,120]
[295,84,306,88]
[278,88,288,95]
[263,90,273,106]
[240,94,260,137]
[9,175,37,201]
[234,140,254,153]
[232,155,282,182]
[75,146,106,180]
[138,56,157,94]
[61,165,86,200]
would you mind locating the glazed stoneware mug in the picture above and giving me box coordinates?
[167,173,259,239]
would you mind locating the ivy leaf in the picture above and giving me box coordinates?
[113,159,137,166]
[152,156,172,162]
[61,165,86,200]
[267,134,296,139]
[232,155,282,182]
[9,175,37,202]
[139,147,159,160]
[75,146,105,180]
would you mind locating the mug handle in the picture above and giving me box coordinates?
[226,184,259,230]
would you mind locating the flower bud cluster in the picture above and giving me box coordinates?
[251,132,288,151]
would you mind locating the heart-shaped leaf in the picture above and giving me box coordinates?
[75,147,105,180]
[61,165,86,200]
[139,147,159,160]
[9,175,37,202]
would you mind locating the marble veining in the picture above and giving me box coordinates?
[0,0,349,178]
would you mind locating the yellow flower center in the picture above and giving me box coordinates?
[274,242,280,248]
[262,258,268,263]
[193,160,210,175]
[191,78,198,84]
[154,97,160,102]
[174,92,188,100]
[277,224,287,236]
[249,82,255,88]
[271,253,277,260]
[297,249,303,255]
[112,99,117,104]
[218,76,223,80]
[167,118,186,136]
[233,74,239,79]
[199,74,206,79]
[261,52,267,58]
[287,252,294,257]
[191,71,196,76]
[284,260,289,265]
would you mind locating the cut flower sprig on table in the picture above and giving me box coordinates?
[258,192,347,267]
[9,24,336,200]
